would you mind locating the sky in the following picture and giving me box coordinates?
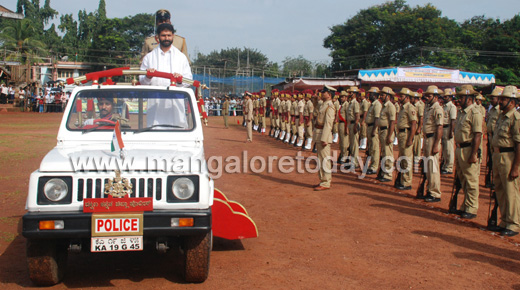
[4,0,520,64]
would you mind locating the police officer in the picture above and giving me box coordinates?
[376,87,396,182]
[347,86,361,168]
[412,90,426,164]
[359,89,371,150]
[338,90,349,163]
[491,85,520,236]
[332,92,340,143]
[279,92,287,141]
[441,88,457,174]
[271,89,280,137]
[222,96,230,128]
[290,93,299,145]
[365,87,382,175]
[421,86,444,202]
[303,90,314,150]
[297,92,306,147]
[141,9,189,62]
[244,92,254,142]
[259,90,267,134]
[485,87,502,187]
[314,85,336,191]
[454,85,483,218]
[395,88,417,190]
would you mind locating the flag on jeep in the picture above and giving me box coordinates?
[111,121,125,152]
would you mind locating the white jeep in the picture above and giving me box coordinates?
[22,75,214,285]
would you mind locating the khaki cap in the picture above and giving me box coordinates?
[489,87,502,97]
[424,85,443,95]
[368,87,380,94]
[443,88,455,96]
[380,87,395,95]
[321,85,337,93]
[457,84,478,96]
[476,94,485,100]
[348,86,360,93]
[340,90,348,96]
[399,88,411,96]
[501,85,518,98]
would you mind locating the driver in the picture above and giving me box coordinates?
[83,97,128,126]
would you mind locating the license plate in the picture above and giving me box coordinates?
[91,213,143,237]
[91,236,143,252]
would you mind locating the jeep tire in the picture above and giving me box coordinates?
[26,239,68,286]
[183,232,211,283]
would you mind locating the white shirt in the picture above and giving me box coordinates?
[1,86,7,95]
[139,45,193,129]
[139,45,192,86]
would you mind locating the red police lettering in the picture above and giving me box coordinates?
[96,218,138,233]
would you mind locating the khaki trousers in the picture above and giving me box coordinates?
[423,136,442,198]
[223,114,229,128]
[368,126,380,172]
[349,123,359,167]
[455,146,481,214]
[442,127,454,172]
[261,115,266,129]
[246,120,253,141]
[413,134,422,162]
[333,122,338,135]
[338,122,349,158]
[360,123,367,139]
[493,151,520,231]
[379,128,394,180]
[317,138,332,187]
[397,130,413,187]
[305,123,313,139]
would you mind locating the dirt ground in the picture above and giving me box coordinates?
[0,112,518,289]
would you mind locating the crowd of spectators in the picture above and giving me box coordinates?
[205,95,244,116]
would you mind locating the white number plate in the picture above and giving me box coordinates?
[91,236,143,252]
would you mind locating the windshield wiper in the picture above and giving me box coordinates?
[135,124,183,133]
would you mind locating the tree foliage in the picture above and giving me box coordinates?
[324,0,520,83]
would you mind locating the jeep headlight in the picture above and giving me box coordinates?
[43,178,69,202]
[172,177,195,200]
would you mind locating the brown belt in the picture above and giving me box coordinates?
[315,124,324,129]
[425,133,434,138]
[379,126,388,130]
[458,142,471,148]
[398,128,408,133]
[494,147,514,153]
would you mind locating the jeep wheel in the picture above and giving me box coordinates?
[183,232,211,283]
[26,239,68,286]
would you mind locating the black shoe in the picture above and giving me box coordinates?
[378,178,392,183]
[501,229,519,237]
[460,212,477,219]
[487,225,503,232]
[312,148,317,153]
[395,185,412,190]
[366,169,376,175]
[448,208,464,215]
[440,170,452,175]
[424,194,441,202]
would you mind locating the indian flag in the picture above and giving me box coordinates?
[111,121,125,152]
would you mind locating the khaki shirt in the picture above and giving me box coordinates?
[486,105,501,133]
[303,100,314,117]
[222,100,229,115]
[423,102,444,134]
[260,97,266,108]
[316,100,336,143]
[454,103,483,144]
[280,100,286,113]
[297,99,305,115]
[313,100,323,118]
[366,100,382,124]
[491,108,520,149]
[334,100,340,123]
[347,99,360,122]
[415,100,425,117]
[339,100,349,122]
[477,104,486,120]
[379,100,396,128]
[396,102,418,130]
[361,98,371,114]
[443,101,457,125]
[291,100,298,116]
[285,99,292,114]
[244,99,253,121]
[141,34,189,62]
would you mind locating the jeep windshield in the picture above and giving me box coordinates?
[66,89,196,132]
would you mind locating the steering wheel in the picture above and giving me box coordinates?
[93,119,116,126]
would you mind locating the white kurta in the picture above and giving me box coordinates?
[140,45,193,128]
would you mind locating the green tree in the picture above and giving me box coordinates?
[282,56,313,77]
[0,18,46,63]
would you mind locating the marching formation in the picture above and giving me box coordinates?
[237,84,520,237]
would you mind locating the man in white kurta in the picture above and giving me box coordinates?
[139,23,193,129]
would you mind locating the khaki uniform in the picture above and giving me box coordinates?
[396,102,418,187]
[291,100,298,137]
[454,104,483,214]
[423,102,444,198]
[491,109,520,231]
[338,100,349,160]
[332,99,340,137]
[442,101,457,172]
[285,99,292,136]
[360,98,371,139]
[222,100,230,128]
[366,100,382,172]
[303,100,314,139]
[260,96,267,130]
[141,34,190,62]
[486,105,501,166]
[253,98,259,128]
[315,100,336,187]
[297,99,305,140]
[347,98,361,166]
[244,99,254,141]
[413,100,425,161]
[379,100,396,180]
[280,99,286,133]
